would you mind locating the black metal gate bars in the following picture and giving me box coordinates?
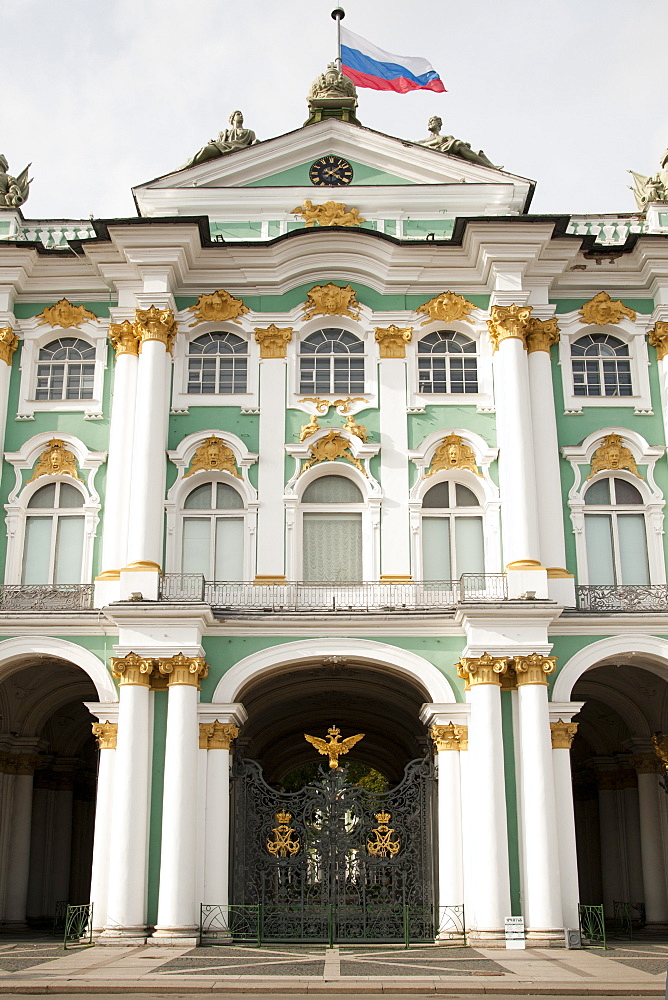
[228,756,435,943]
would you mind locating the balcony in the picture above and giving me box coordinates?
[577,584,668,613]
[0,584,94,611]
[158,574,508,612]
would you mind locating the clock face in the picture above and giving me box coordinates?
[309,156,354,187]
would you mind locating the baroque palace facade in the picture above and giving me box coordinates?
[0,75,667,946]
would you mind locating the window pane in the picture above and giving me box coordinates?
[303,512,362,582]
[214,518,244,581]
[216,483,244,509]
[454,517,485,575]
[54,517,84,584]
[422,482,450,509]
[184,484,213,510]
[422,517,451,581]
[613,478,643,505]
[22,517,52,584]
[585,514,615,585]
[455,484,479,507]
[58,483,84,508]
[28,484,57,509]
[618,514,649,584]
[584,479,610,505]
[182,518,211,575]
[302,475,363,503]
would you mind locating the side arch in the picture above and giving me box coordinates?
[552,633,668,702]
[0,635,116,702]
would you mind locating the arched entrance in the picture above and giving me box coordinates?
[226,647,441,942]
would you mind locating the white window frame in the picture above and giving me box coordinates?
[287,314,377,411]
[15,318,108,420]
[407,318,494,412]
[174,476,252,582]
[20,480,89,585]
[418,480,487,580]
[557,312,652,415]
[171,316,259,411]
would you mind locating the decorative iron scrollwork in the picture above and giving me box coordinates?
[367,810,401,857]
[267,811,300,857]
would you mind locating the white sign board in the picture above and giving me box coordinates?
[504,915,525,949]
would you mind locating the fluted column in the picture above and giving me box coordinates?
[630,752,668,924]
[99,654,154,943]
[153,655,208,943]
[514,654,563,942]
[526,319,575,606]
[254,327,290,582]
[376,326,412,579]
[89,721,117,933]
[200,721,240,911]
[596,767,625,916]
[122,307,177,600]
[488,306,547,598]
[430,723,466,933]
[95,323,140,606]
[457,654,511,943]
[549,714,581,930]
[1,751,39,925]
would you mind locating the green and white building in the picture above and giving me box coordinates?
[0,76,667,947]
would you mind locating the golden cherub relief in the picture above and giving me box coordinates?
[188,289,249,327]
[302,283,361,321]
[291,200,366,228]
[426,433,480,477]
[586,433,640,480]
[28,439,81,482]
[579,291,636,326]
[184,436,241,478]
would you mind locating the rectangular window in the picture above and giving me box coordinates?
[22,517,52,584]
[617,514,649,585]
[454,516,485,575]
[422,517,451,581]
[214,517,244,581]
[303,512,362,582]
[585,514,615,584]
[182,518,211,576]
[54,517,85,583]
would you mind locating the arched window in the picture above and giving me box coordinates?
[301,475,364,582]
[36,338,95,400]
[421,480,484,580]
[571,334,632,397]
[583,476,649,584]
[187,332,248,395]
[181,481,245,580]
[299,329,364,395]
[22,482,86,584]
[417,331,478,394]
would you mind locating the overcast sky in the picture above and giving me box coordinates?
[2,0,666,222]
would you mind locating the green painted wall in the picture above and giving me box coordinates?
[147,692,168,926]
[246,159,415,188]
[176,288,491,315]
[168,407,260,459]
[13,303,113,319]
[501,691,521,915]
[552,299,653,316]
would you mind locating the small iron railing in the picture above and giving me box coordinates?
[577,584,668,612]
[435,904,466,944]
[160,574,507,611]
[578,903,607,949]
[63,902,94,948]
[0,584,94,612]
[52,899,68,936]
[200,903,261,945]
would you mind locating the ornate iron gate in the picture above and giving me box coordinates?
[230,756,434,942]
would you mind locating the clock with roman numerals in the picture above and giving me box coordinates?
[309,156,354,186]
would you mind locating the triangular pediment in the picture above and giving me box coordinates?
[134,118,534,221]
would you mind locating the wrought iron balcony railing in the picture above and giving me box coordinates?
[577,584,668,612]
[0,584,94,611]
[159,573,508,611]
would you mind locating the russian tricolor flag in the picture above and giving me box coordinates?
[341,27,446,94]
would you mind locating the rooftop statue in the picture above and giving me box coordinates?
[182,110,258,169]
[309,62,357,101]
[417,117,500,170]
[629,150,668,212]
[0,154,31,209]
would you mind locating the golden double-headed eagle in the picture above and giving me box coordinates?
[304,725,364,769]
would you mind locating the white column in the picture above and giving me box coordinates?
[153,656,207,944]
[459,657,511,943]
[527,324,575,606]
[549,708,583,930]
[514,659,563,942]
[597,770,624,916]
[634,758,668,923]
[48,775,74,912]
[489,306,547,598]
[88,721,117,933]
[99,657,153,943]
[255,351,287,581]
[377,340,411,578]
[201,722,240,909]
[3,756,38,925]
[622,781,645,906]
[428,723,466,938]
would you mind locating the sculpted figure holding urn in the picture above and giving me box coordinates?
[418,117,499,170]
[183,111,258,169]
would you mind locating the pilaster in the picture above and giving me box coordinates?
[378,328,411,577]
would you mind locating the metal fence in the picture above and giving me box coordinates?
[160,574,507,611]
[578,903,607,948]
[0,584,94,612]
[577,584,668,612]
[63,903,94,948]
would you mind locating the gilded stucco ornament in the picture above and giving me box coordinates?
[291,200,366,228]
[298,396,366,414]
[304,725,365,769]
[651,733,668,773]
[513,653,556,686]
[92,722,118,750]
[109,321,140,357]
[426,433,480,477]
[302,283,361,321]
[648,322,668,360]
[184,435,242,478]
[28,439,81,482]
[417,117,500,169]
[0,154,31,209]
[158,653,208,687]
[254,325,292,358]
[550,720,578,750]
[0,327,19,366]
[526,317,560,354]
[188,289,249,327]
[267,811,300,857]
[135,306,178,354]
[199,721,239,750]
[416,291,476,326]
[183,110,258,169]
[367,812,400,857]
[343,412,368,442]
[36,299,97,329]
[629,150,668,212]
[299,413,321,441]
[579,291,636,326]
[487,303,532,351]
[302,429,366,476]
[430,723,468,751]
[110,652,155,687]
[586,433,640,480]
[374,326,412,359]
[456,653,509,687]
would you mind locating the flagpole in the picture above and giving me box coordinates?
[331,7,345,72]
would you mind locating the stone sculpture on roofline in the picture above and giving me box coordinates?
[417,117,500,170]
[182,110,259,169]
[629,149,668,212]
[0,154,31,209]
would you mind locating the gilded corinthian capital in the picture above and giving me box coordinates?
[0,327,19,366]
[526,317,560,354]
[456,653,509,686]
[158,653,208,687]
[374,326,413,358]
[110,652,155,686]
[134,306,178,354]
[550,720,578,749]
[430,723,468,751]
[92,721,118,749]
[254,325,293,359]
[649,322,668,360]
[487,304,532,351]
[109,320,140,357]
[514,653,556,685]
[199,721,239,750]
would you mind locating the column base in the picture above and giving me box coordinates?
[466,928,507,947]
[506,564,549,600]
[97,926,148,946]
[526,928,566,947]
[151,927,199,947]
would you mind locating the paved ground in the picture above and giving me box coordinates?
[0,934,666,995]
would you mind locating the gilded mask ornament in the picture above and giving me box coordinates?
[426,433,480,477]
[301,429,366,476]
[374,326,412,359]
[367,811,401,857]
[579,291,636,326]
[304,726,365,769]
[586,433,640,480]
[416,291,476,326]
[28,439,80,482]
[302,283,361,321]
[36,299,97,329]
[185,436,242,478]
[0,327,19,366]
[487,303,532,351]
[135,306,178,354]
[267,811,300,857]
[188,289,249,327]
[254,325,292,359]
[291,200,366,228]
